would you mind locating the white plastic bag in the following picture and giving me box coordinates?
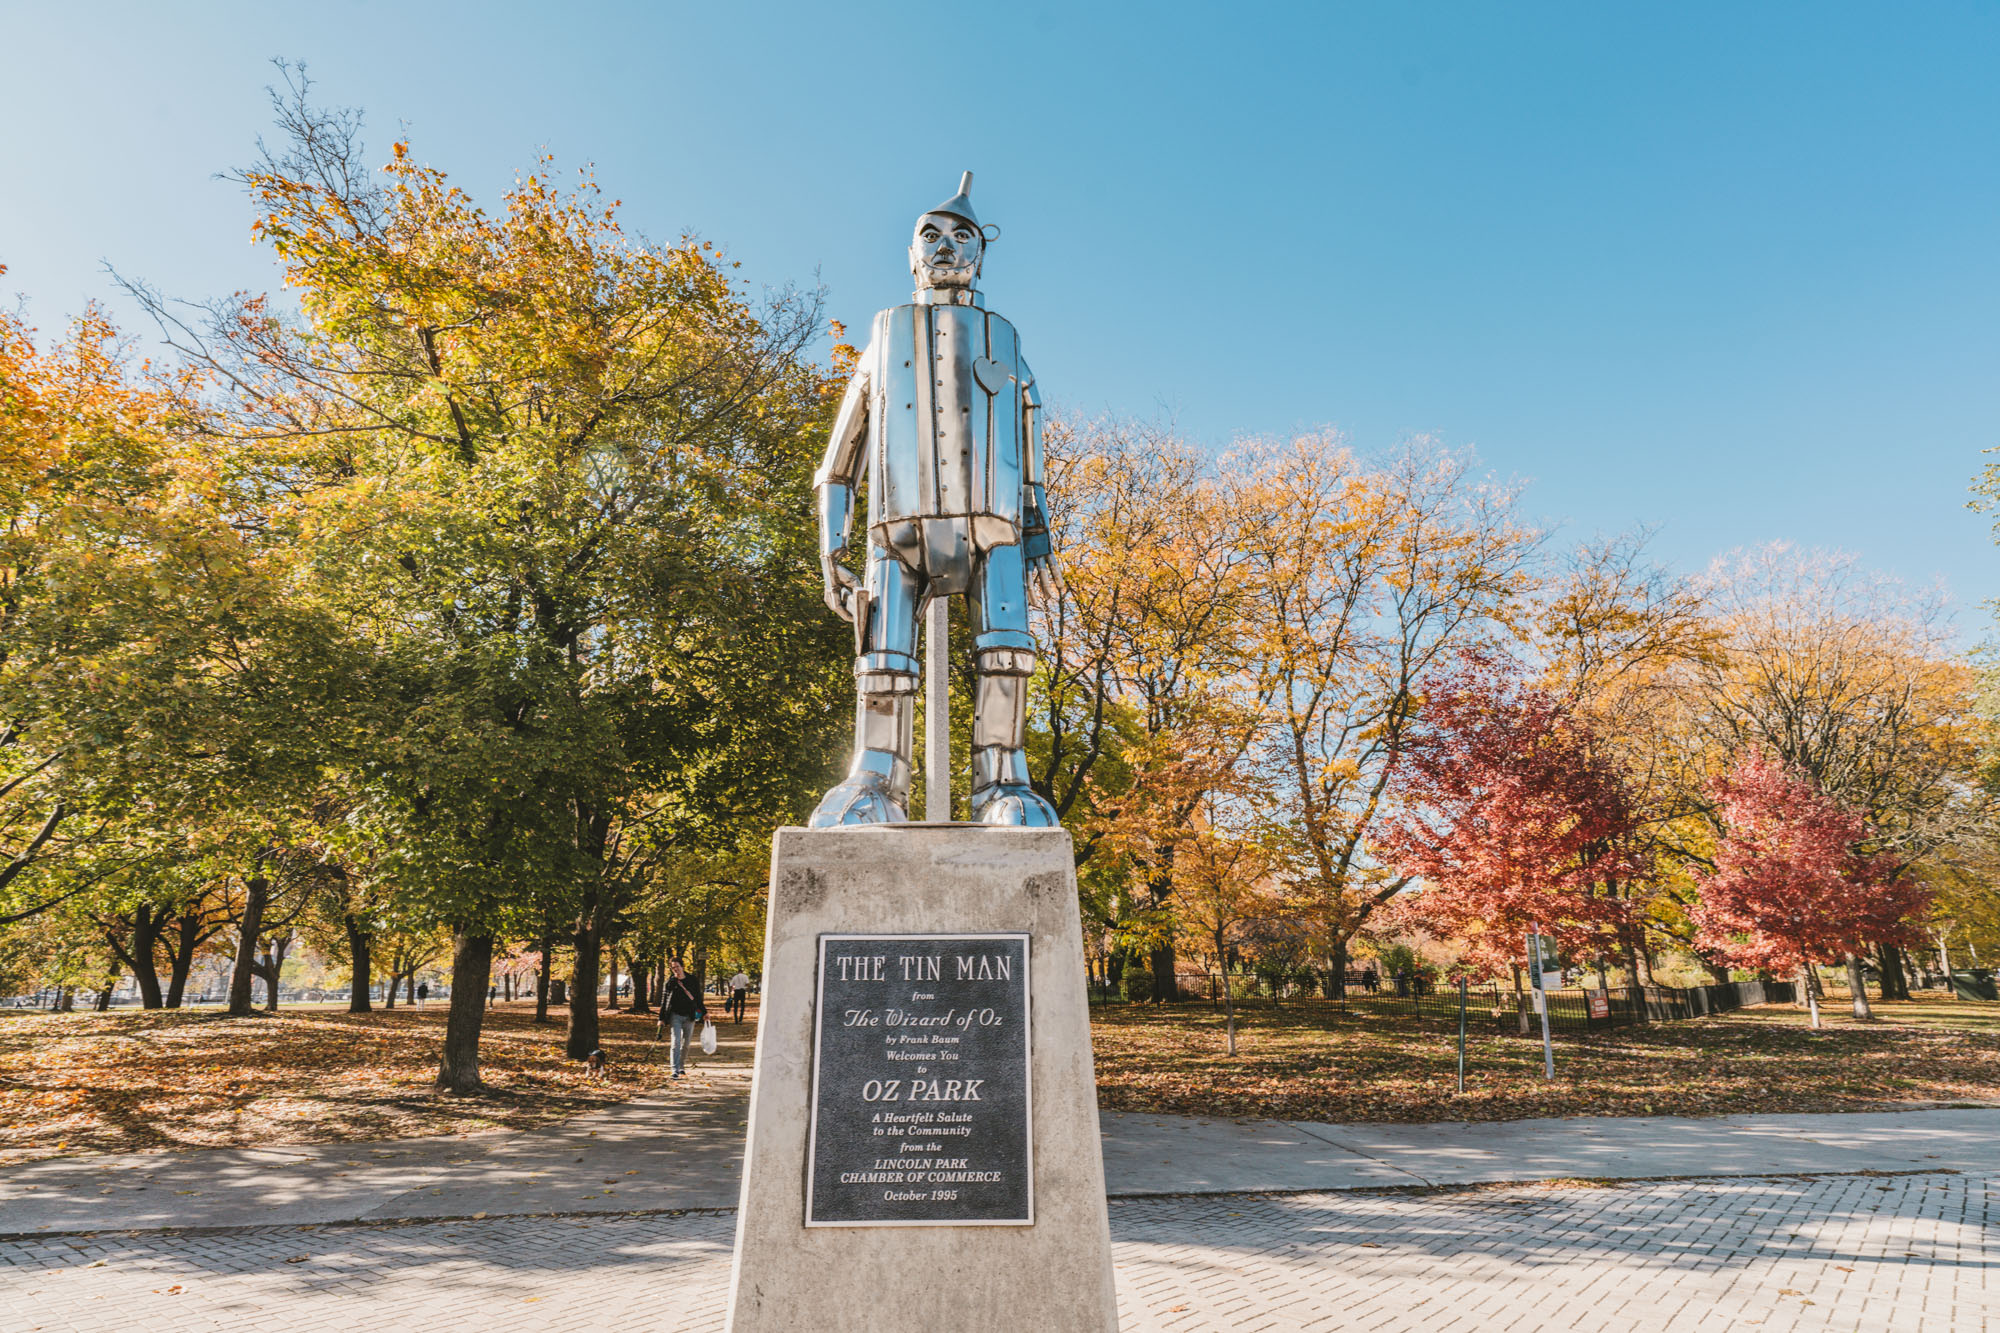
[699,1019,718,1055]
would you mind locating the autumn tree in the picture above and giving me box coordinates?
[1692,752,1930,1026]
[1380,659,1644,1022]
[1534,532,1721,982]
[1242,438,1535,997]
[1027,416,1177,838]
[0,263,352,1027]
[1168,790,1278,1054]
[0,291,180,926]
[132,71,838,1087]
[1678,546,1981,999]
[1058,432,1258,999]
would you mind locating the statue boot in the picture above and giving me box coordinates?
[808,692,912,827]
[968,648,1060,827]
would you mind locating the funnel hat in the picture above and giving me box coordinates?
[925,171,980,229]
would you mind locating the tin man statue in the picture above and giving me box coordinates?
[809,173,1062,828]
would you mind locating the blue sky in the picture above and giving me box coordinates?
[4,2,1997,626]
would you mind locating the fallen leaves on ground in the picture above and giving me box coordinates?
[1090,996,2000,1123]
[0,1001,752,1166]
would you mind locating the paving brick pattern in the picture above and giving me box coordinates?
[4,1172,1994,1331]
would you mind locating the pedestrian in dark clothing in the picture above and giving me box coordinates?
[660,962,705,1078]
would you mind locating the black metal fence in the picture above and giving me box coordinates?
[1511,980,1799,1033]
[1094,974,1800,1035]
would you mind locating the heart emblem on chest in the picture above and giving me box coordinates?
[972,356,1011,396]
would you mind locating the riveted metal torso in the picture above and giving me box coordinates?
[869,301,1025,580]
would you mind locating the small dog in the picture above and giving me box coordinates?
[584,1048,608,1080]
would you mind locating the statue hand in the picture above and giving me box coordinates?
[823,554,861,622]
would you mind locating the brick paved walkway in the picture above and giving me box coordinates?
[5,1172,1994,1331]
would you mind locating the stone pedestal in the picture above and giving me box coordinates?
[726,825,1118,1332]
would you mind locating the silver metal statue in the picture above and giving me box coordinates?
[810,172,1062,828]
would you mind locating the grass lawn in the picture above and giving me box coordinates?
[4,994,1993,1167]
[1089,994,2000,1124]
[0,1000,753,1167]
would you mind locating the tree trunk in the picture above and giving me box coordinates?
[94,980,114,1011]
[1846,954,1874,1021]
[436,931,493,1092]
[164,913,202,1008]
[257,938,283,1012]
[1877,943,1910,1001]
[1328,935,1349,1001]
[1148,940,1177,1004]
[606,943,621,1011]
[127,906,166,1009]
[1801,959,1823,1029]
[631,954,650,1013]
[1702,959,1731,985]
[226,873,269,1017]
[345,915,373,1013]
[1619,923,1643,991]
[567,918,601,1059]
[407,972,417,1007]
[1510,962,1531,1034]
[535,927,552,1024]
[1216,925,1237,1056]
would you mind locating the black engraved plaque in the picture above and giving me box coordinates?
[806,933,1032,1226]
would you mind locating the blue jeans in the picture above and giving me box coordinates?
[669,1014,693,1074]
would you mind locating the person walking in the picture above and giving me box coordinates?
[727,970,750,1023]
[416,982,429,1011]
[660,961,705,1079]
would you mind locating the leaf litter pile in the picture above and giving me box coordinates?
[0,1002,751,1166]
[1090,996,2000,1124]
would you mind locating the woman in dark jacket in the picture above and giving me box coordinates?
[660,961,705,1078]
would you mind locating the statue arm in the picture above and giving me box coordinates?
[1018,360,1062,605]
[813,341,873,621]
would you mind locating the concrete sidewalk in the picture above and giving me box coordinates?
[3,1081,1992,1237]
[1097,1105,2000,1193]
[0,1071,753,1236]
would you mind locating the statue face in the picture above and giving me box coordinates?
[910,211,983,289]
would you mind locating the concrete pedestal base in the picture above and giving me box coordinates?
[726,825,1117,1332]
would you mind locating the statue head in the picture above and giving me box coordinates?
[910,171,994,293]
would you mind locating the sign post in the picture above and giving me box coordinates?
[1527,928,1556,1080]
[1456,976,1467,1095]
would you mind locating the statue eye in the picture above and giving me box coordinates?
[922,228,939,241]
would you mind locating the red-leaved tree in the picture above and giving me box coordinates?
[1380,661,1643,1007]
[1692,751,1929,1026]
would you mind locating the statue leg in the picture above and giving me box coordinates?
[808,546,920,827]
[967,542,1060,827]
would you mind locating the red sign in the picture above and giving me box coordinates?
[1585,990,1610,1019]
